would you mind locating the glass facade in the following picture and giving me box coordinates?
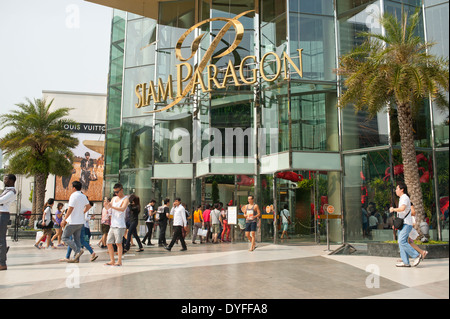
[103,0,449,244]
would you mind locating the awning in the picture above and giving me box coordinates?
[85,0,163,19]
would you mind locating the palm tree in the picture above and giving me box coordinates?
[336,9,449,233]
[0,98,79,222]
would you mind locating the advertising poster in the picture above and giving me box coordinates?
[54,123,105,202]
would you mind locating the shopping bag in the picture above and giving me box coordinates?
[198,228,208,237]
[35,231,43,242]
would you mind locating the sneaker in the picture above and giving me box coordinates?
[412,255,422,267]
[396,262,411,267]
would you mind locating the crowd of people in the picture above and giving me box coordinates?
[0,173,436,270]
[25,181,264,267]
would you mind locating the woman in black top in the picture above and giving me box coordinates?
[124,194,144,252]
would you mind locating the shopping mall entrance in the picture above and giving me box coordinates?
[198,172,342,245]
[273,170,343,245]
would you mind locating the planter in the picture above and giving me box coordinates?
[367,242,449,259]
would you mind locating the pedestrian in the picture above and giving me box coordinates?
[220,206,230,242]
[182,203,190,239]
[61,181,92,263]
[0,174,17,271]
[280,204,290,240]
[142,199,156,246]
[125,194,144,253]
[34,198,55,249]
[242,195,261,252]
[202,204,211,243]
[165,197,187,251]
[158,198,170,247]
[51,203,64,247]
[210,203,221,243]
[82,201,98,261]
[98,197,111,248]
[408,202,429,259]
[105,183,129,266]
[390,182,422,267]
[192,205,204,244]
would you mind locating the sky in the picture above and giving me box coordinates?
[0,0,112,141]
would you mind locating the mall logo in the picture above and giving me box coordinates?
[135,10,304,113]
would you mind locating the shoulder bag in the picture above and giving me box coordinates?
[393,210,410,231]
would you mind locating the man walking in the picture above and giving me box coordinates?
[0,174,17,271]
[165,197,187,251]
[61,181,91,262]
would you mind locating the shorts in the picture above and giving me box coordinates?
[212,224,220,234]
[245,221,257,232]
[43,227,53,236]
[282,222,289,231]
[106,227,126,244]
[101,223,110,235]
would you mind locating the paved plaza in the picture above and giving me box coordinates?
[0,238,448,301]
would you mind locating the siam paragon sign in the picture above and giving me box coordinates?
[135,10,304,113]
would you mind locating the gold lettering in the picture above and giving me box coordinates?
[207,65,221,92]
[135,84,143,108]
[176,63,193,98]
[142,83,148,106]
[239,55,257,85]
[260,52,281,82]
[222,60,242,87]
[158,75,174,102]
[146,81,159,104]
[283,49,303,79]
[191,68,208,94]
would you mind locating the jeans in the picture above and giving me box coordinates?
[65,226,93,258]
[168,225,187,250]
[0,213,10,266]
[143,222,154,244]
[398,224,419,264]
[158,221,168,246]
[125,220,143,250]
[62,224,83,254]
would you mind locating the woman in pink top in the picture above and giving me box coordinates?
[98,197,111,248]
[202,204,211,243]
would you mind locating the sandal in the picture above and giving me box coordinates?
[135,248,144,252]
[91,254,98,262]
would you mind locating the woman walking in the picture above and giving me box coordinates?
[125,194,144,252]
[390,182,422,267]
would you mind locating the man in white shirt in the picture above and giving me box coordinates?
[61,181,91,262]
[0,174,17,271]
[165,197,187,251]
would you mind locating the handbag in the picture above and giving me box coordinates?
[394,210,410,230]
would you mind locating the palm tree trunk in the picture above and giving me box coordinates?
[397,103,425,235]
[33,173,48,225]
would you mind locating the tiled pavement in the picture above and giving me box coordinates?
[0,238,448,301]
